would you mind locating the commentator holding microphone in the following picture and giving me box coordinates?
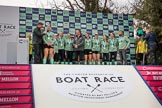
[32,22,45,64]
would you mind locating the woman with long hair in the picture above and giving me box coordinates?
[84,32,92,64]
[65,33,74,62]
[92,33,101,64]
[53,34,59,63]
[26,33,33,63]
[42,25,54,64]
[101,35,109,62]
[109,32,118,62]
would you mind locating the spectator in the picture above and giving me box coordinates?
[26,33,33,63]
[136,36,148,65]
[143,28,158,65]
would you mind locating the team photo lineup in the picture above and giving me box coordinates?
[30,22,130,65]
[19,7,136,65]
[0,1,162,108]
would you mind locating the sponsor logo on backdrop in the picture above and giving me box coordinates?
[0,23,16,37]
[51,67,133,102]
[18,38,29,44]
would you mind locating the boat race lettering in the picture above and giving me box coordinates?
[56,76,125,83]
[51,67,133,102]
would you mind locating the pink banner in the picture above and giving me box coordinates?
[0,77,31,82]
[0,65,34,107]
[0,96,33,104]
[143,76,162,81]
[151,87,162,92]
[0,65,30,71]
[136,66,162,104]
[0,83,32,89]
[0,104,33,108]
[155,92,162,98]
[0,89,32,96]
[0,71,31,76]
[136,66,162,71]
[139,71,162,76]
[147,81,162,86]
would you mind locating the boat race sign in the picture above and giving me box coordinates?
[51,66,133,102]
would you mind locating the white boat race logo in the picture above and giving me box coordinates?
[51,66,133,102]
[0,23,16,37]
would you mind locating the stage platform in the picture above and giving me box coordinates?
[0,65,161,108]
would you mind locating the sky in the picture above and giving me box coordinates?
[0,0,133,8]
[0,0,51,8]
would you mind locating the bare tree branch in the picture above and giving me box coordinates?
[50,0,63,10]
[74,0,85,11]
[38,0,143,15]
[103,0,107,11]
[66,0,75,10]
[80,0,85,5]
[94,0,99,12]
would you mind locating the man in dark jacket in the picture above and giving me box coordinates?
[33,22,44,64]
[73,29,84,63]
[143,28,158,65]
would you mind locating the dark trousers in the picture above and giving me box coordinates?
[149,45,158,65]
[137,53,143,65]
[102,53,109,62]
[54,53,59,62]
[160,43,162,53]
[110,52,117,61]
[137,53,147,65]
[33,44,43,64]
[119,49,127,65]
[58,49,65,62]
[66,51,73,62]
[29,54,32,63]
[74,51,83,61]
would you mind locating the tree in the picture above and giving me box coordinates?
[38,0,142,14]
[48,0,113,13]
[133,0,162,64]
[134,0,162,27]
